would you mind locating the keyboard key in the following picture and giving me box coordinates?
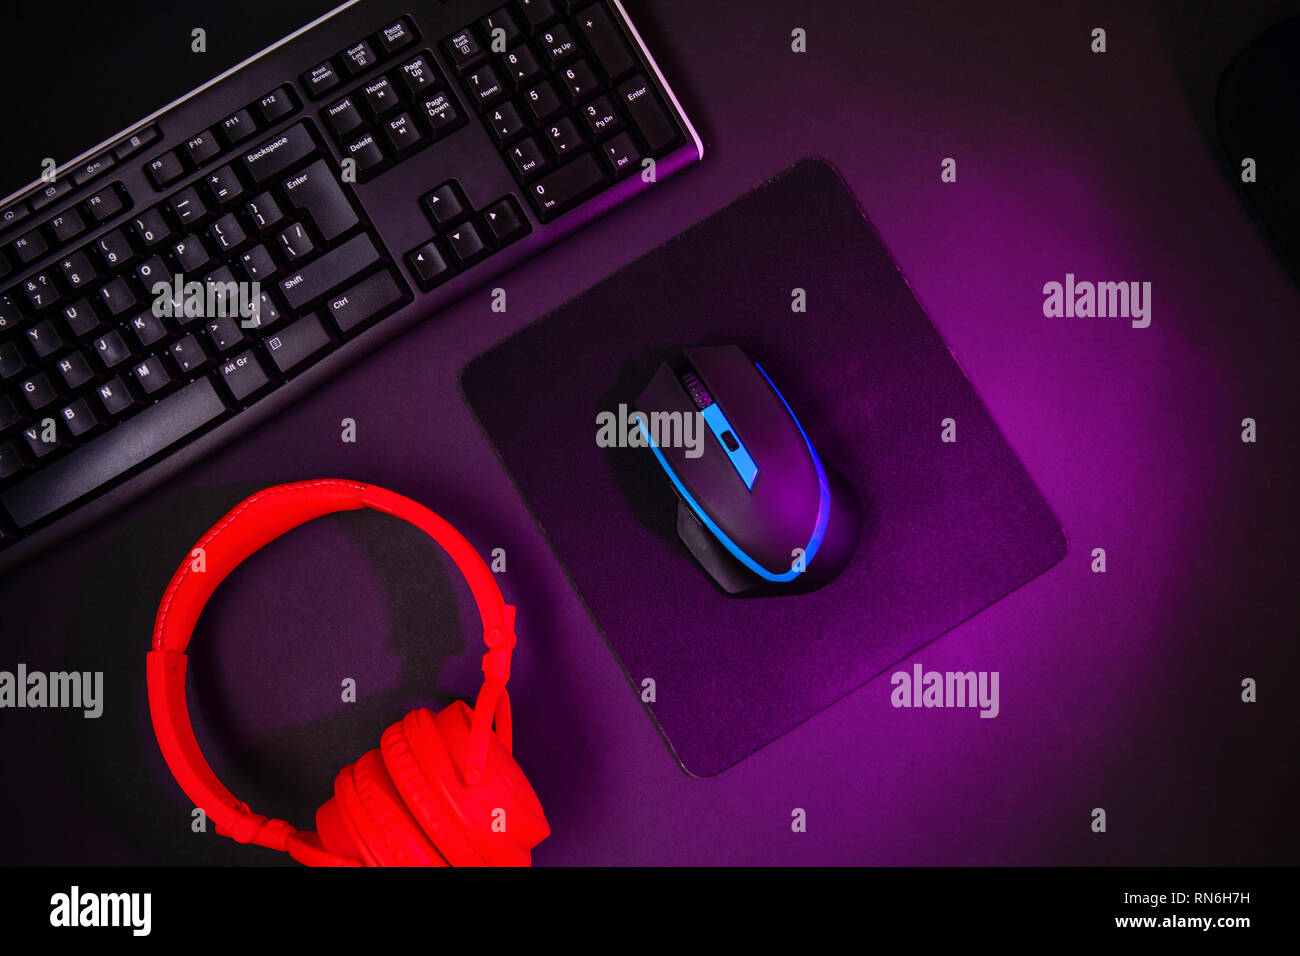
[264,314,331,375]
[0,441,25,479]
[135,255,168,288]
[377,18,417,55]
[48,209,86,244]
[168,336,209,375]
[0,339,26,380]
[25,320,62,358]
[545,117,584,159]
[204,165,245,207]
[185,130,221,165]
[0,200,31,231]
[1,377,226,528]
[422,181,469,228]
[480,7,523,48]
[0,395,19,432]
[465,65,507,109]
[245,193,284,233]
[217,351,273,403]
[501,46,544,89]
[538,24,579,68]
[363,77,401,116]
[528,151,608,222]
[239,243,278,282]
[11,229,48,265]
[172,235,212,274]
[204,316,244,352]
[579,95,623,139]
[220,109,257,145]
[487,103,527,145]
[278,233,380,310]
[242,122,317,184]
[407,242,452,290]
[324,95,366,137]
[396,55,440,97]
[577,5,636,80]
[303,61,341,98]
[23,423,62,458]
[382,112,425,158]
[127,311,168,349]
[92,330,132,369]
[209,213,247,254]
[618,75,682,154]
[59,398,98,438]
[600,132,642,178]
[61,299,102,338]
[283,160,358,242]
[132,207,173,248]
[348,132,390,179]
[98,277,138,317]
[257,87,297,124]
[560,59,600,103]
[19,372,59,411]
[72,153,115,186]
[277,222,314,262]
[444,29,486,72]
[341,40,378,76]
[326,269,405,335]
[95,376,135,417]
[96,228,135,268]
[112,124,160,161]
[507,138,550,181]
[21,272,60,311]
[56,351,96,390]
[145,151,186,189]
[517,0,559,33]
[61,252,101,295]
[131,355,174,395]
[521,80,565,125]
[480,196,530,245]
[444,221,488,266]
[30,180,72,211]
[419,93,462,137]
[83,185,127,223]
[168,187,209,228]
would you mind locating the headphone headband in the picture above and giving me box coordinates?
[146,480,517,866]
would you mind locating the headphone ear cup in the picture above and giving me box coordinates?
[316,746,450,867]
[383,703,549,867]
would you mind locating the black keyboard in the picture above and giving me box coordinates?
[0,0,702,572]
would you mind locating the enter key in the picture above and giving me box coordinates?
[283,159,360,242]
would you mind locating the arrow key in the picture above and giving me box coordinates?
[421,181,469,229]
[406,242,453,291]
[480,196,530,246]
[444,221,487,267]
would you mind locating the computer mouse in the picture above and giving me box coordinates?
[634,345,860,596]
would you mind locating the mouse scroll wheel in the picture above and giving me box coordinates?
[680,372,714,410]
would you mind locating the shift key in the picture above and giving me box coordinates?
[279,233,380,310]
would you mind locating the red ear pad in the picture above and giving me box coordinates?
[383,704,549,867]
[319,749,451,867]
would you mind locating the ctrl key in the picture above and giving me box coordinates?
[217,351,274,404]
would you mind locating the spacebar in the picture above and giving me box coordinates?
[1,379,226,528]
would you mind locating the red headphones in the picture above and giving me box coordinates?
[146,479,550,866]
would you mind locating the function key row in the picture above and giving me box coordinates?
[405,181,530,291]
[302,16,419,99]
[0,125,159,239]
[143,86,300,191]
[318,49,466,181]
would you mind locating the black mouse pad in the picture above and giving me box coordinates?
[462,159,1066,776]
